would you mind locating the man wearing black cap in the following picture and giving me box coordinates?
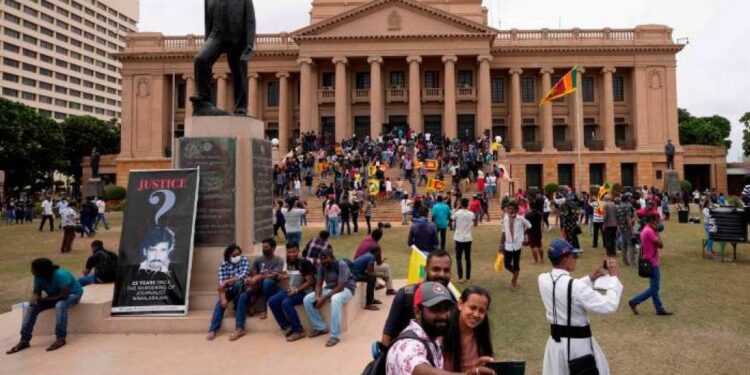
[385,281,495,375]
[538,239,623,375]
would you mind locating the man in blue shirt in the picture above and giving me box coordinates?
[408,206,439,254]
[430,195,451,250]
[7,258,83,354]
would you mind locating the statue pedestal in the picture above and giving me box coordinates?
[176,116,275,310]
[85,178,105,198]
[664,169,680,196]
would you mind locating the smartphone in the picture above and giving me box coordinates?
[486,361,525,375]
[603,260,609,270]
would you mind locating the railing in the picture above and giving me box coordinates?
[554,140,574,151]
[318,89,335,104]
[422,88,443,102]
[616,139,636,150]
[456,87,476,101]
[386,88,407,103]
[523,141,543,152]
[585,139,605,151]
[494,28,644,47]
[127,33,299,52]
[352,89,370,103]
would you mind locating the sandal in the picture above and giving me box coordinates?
[46,338,66,351]
[6,341,30,354]
[364,305,380,311]
[308,329,329,338]
[229,330,246,341]
[206,332,216,341]
[325,338,340,347]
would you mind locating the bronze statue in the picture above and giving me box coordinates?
[90,148,101,178]
[190,0,256,116]
[665,139,675,170]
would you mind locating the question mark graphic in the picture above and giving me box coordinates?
[149,189,176,226]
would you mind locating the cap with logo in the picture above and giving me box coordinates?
[413,281,453,309]
[548,238,582,259]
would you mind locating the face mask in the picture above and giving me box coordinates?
[230,256,241,264]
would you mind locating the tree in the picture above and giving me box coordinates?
[0,98,66,194]
[678,108,692,125]
[741,112,750,157]
[678,111,732,149]
[60,116,120,198]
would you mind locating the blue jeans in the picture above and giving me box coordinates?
[21,293,82,341]
[208,280,246,332]
[77,274,99,286]
[243,278,280,312]
[303,288,353,339]
[286,231,302,246]
[704,223,713,251]
[267,290,306,333]
[95,213,109,230]
[328,217,340,237]
[630,266,665,313]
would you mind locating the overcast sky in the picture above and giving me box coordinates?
[139,0,749,162]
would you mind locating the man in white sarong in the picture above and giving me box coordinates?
[538,239,622,375]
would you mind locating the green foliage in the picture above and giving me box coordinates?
[103,185,126,201]
[726,196,742,209]
[612,183,623,195]
[740,112,750,157]
[680,180,693,193]
[543,183,559,196]
[0,98,66,193]
[108,199,126,212]
[678,110,732,149]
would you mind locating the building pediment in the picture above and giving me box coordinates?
[292,0,496,41]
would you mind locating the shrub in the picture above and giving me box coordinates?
[612,183,622,195]
[726,196,742,208]
[544,183,559,196]
[103,186,127,201]
[109,199,126,212]
[679,180,693,193]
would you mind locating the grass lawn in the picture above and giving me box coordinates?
[1,213,748,374]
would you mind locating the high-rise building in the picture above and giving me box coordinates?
[0,0,139,121]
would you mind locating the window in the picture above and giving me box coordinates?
[267,80,279,107]
[39,68,52,77]
[22,91,36,100]
[39,82,52,90]
[558,164,574,187]
[621,163,636,188]
[389,71,405,88]
[491,77,504,103]
[355,72,370,90]
[176,82,186,109]
[22,48,37,58]
[3,58,19,68]
[521,76,535,103]
[589,164,605,186]
[22,77,36,87]
[2,88,18,97]
[40,54,53,63]
[23,20,37,31]
[40,27,54,37]
[55,86,67,94]
[55,99,67,107]
[5,0,20,10]
[613,75,625,102]
[3,72,19,82]
[4,13,20,24]
[553,118,567,143]
[457,70,473,88]
[424,71,439,89]
[40,40,54,50]
[22,34,38,45]
[354,116,370,138]
[321,72,335,88]
[526,165,543,189]
[4,28,21,39]
[522,124,537,143]
[40,95,53,104]
[3,42,20,53]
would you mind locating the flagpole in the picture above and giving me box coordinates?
[576,71,583,194]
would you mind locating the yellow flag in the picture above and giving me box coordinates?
[407,246,461,297]
[368,179,380,196]
[367,166,377,176]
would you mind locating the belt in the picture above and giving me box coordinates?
[550,324,592,342]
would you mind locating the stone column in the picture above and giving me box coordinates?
[569,67,585,150]
[368,56,384,138]
[442,55,458,139]
[540,67,554,151]
[333,57,348,142]
[477,55,493,137]
[297,58,314,134]
[183,74,195,117]
[248,73,259,118]
[509,68,523,151]
[214,72,228,111]
[277,71,290,152]
[601,66,616,150]
[407,55,422,132]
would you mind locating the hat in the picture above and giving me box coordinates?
[548,238,582,259]
[414,282,453,309]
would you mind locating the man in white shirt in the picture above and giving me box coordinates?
[451,198,475,284]
[401,194,412,225]
[501,201,532,290]
[282,198,306,246]
[39,197,54,232]
[538,239,622,375]
[94,197,109,230]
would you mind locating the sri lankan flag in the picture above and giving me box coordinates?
[424,159,439,171]
[315,162,329,173]
[597,182,611,202]
[427,178,446,192]
[367,166,378,176]
[540,67,577,105]
[368,179,380,196]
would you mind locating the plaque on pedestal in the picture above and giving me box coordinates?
[665,170,680,196]
[86,178,105,198]
[252,139,274,241]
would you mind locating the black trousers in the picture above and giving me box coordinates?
[194,38,248,112]
[503,249,521,273]
[455,241,472,279]
[351,213,359,233]
[604,226,617,256]
[365,215,372,234]
[356,273,375,305]
[340,215,351,235]
[592,222,603,248]
[39,214,54,231]
[438,228,447,250]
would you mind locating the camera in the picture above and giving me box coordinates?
[602,260,609,270]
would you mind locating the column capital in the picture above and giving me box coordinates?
[441,55,458,64]
[539,67,554,75]
[213,72,228,80]
[367,56,383,65]
[406,55,422,64]
[332,56,348,65]
[276,71,290,79]
[602,66,617,74]
[477,55,493,63]
[297,57,314,66]
[248,72,260,80]
[509,67,523,75]
[182,73,194,80]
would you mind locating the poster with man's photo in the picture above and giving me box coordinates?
[111,169,199,316]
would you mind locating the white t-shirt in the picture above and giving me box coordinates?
[294,180,301,190]
[41,200,53,215]
[503,213,532,251]
[401,199,412,214]
[452,209,475,242]
[386,180,393,192]
[282,207,306,233]
[95,199,105,214]
[543,197,551,213]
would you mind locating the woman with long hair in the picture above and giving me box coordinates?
[442,286,495,372]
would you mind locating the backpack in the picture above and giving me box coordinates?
[96,250,119,282]
[360,330,435,375]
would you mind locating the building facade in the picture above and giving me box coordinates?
[0,0,139,121]
[115,0,727,192]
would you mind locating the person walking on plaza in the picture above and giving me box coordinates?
[339,197,352,236]
[207,244,250,341]
[525,198,544,264]
[6,258,84,353]
[452,198,475,283]
[408,206,439,254]
[401,193,412,225]
[628,213,674,316]
[282,197,306,245]
[55,197,68,229]
[501,201,532,290]
[591,199,604,247]
[364,197,374,234]
[325,198,341,237]
[702,200,714,256]
[268,241,315,342]
[39,196,54,232]
[602,195,618,257]
[94,197,109,230]
[60,205,78,253]
[430,195,451,251]
[616,197,636,265]
[303,249,356,347]
[538,239,623,375]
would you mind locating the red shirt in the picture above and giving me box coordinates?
[469,199,481,213]
[640,225,660,267]
[354,236,379,260]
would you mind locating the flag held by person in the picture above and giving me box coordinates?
[427,178,446,192]
[315,162,329,173]
[540,66,578,105]
[407,246,461,297]
[424,159,439,171]
[368,179,380,196]
[367,166,377,176]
